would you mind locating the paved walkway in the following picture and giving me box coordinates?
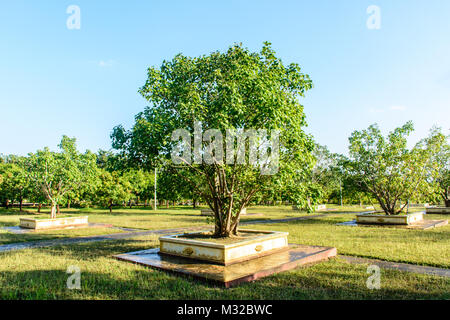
[341,255,450,278]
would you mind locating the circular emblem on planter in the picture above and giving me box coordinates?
[183,247,194,256]
[377,218,384,223]
[255,245,263,252]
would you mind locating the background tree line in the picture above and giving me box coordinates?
[0,123,448,217]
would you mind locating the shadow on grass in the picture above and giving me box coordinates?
[2,232,449,300]
[0,209,39,216]
[0,221,22,227]
[1,257,447,300]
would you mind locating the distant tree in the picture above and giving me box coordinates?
[346,122,446,215]
[333,169,375,206]
[279,144,343,212]
[427,128,450,207]
[94,169,131,212]
[123,169,151,207]
[29,183,47,213]
[25,136,97,218]
[156,167,191,207]
[284,181,323,212]
[0,161,31,211]
[310,144,344,203]
[112,43,315,237]
[96,149,128,172]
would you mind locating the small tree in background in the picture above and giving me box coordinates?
[123,169,150,207]
[0,161,31,211]
[26,136,97,218]
[94,169,131,212]
[427,128,450,207]
[346,121,446,215]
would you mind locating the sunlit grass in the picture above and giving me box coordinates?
[0,227,125,246]
[0,235,448,300]
[244,213,450,268]
[0,205,448,300]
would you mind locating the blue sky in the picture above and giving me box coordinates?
[1,0,449,156]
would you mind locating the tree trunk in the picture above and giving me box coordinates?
[5,199,9,209]
[50,204,57,219]
[212,206,244,238]
[445,200,450,208]
[109,200,113,213]
[67,199,71,209]
[166,200,169,208]
[38,203,42,213]
[19,197,23,212]
[57,204,60,215]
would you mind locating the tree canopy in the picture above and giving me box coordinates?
[346,121,446,215]
[112,42,315,236]
[25,136,98,218]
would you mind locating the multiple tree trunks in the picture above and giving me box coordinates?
[446,200,450,208]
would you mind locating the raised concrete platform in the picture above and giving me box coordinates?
[426,207,450,214]
[114,244,337,287]
[337,219,448,230]
[356,212,423,225]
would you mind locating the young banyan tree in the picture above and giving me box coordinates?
[112,42,315,237]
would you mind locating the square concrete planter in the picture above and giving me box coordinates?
[356,212,423,225]
[19,216,89,230]
[159,229,289,265]
[200,208,247,216]
[426,207,450,214]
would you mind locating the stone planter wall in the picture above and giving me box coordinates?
[426,207,450,214]
[19,216,89,230]
[159,229,289,265]
[356,212,423,225]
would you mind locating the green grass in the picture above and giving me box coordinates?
[0,206,311,231]
[0,227,125,246]
[0,206,307,246]
[244,213,450,268]
[0,235,448,300]
[0,205,448,299]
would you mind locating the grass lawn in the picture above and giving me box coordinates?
[0,205,448,299]
[0,206,312,231]
[0,235,448,300]
[0,227,125,246]
[0,206,308,246]
[244,213,450,268]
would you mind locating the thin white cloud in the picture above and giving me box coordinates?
[390,105,407,111]
[369,107,384,113]
[98,59,116,67]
